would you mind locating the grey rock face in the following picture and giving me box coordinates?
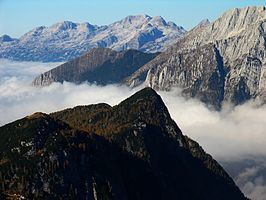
[33,48,158,86]
[126,6,266,109]
[0,15,186,62]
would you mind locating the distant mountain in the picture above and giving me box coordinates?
[126,6,266,109]
[0,88,246,199]
[32,48,158,86]
[0,15,186,62]
[0,35,17,43]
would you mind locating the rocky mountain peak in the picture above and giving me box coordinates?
[117,87,172,124]
[51,21,78,31]
[171,6,266,49]
[116,15,151,27]
[186,19,210,35]
[119,87,166,110]
[196,19,210,28]
[0,88,247,199]
[0,34,15,42]
[20,26,46,39]
[225,6,266,19]
[126,6,266,109]
[150,16,168,26]
[211,6,266,39]
[167,21,178,27]
[26,112,50,120]
[51,87,180,141]
[77,22,97,32]
[0,15,186,62]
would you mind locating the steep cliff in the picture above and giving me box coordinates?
[126,6,266,109]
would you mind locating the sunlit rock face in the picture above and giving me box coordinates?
[126,6,266,109]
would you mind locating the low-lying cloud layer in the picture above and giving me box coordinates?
[236,162,266,200]
[160,90,266,159]
[1,59,266,199]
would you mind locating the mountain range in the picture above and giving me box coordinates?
[31,6,266,109]
[126,6,266,109]
[0,88,246,199]
[0,15,185,62]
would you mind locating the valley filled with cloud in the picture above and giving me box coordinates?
[1,59,266,199]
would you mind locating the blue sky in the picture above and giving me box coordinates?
[0,0,264,38]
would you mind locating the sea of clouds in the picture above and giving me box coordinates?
[1,59,266,199]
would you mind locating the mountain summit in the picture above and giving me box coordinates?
[0,15,186,62]
[126,6,266,109]
[0,88,246,199]
[0,35,16,43]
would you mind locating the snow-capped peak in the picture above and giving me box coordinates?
[0,15,186,62]
[150,16,167,26]
[51,21,78,31]
[115,15,152,28]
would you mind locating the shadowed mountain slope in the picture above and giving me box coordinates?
[0,88,246,199]
[33,48,158,86]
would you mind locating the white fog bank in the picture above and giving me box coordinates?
[1,59,266,200]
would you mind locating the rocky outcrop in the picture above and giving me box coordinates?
[0,15,186,62]
[126,6,266,109]
[32,48,158,86]
[0,88,246,199]
[0,35,16,43]
[126,44,226,109]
